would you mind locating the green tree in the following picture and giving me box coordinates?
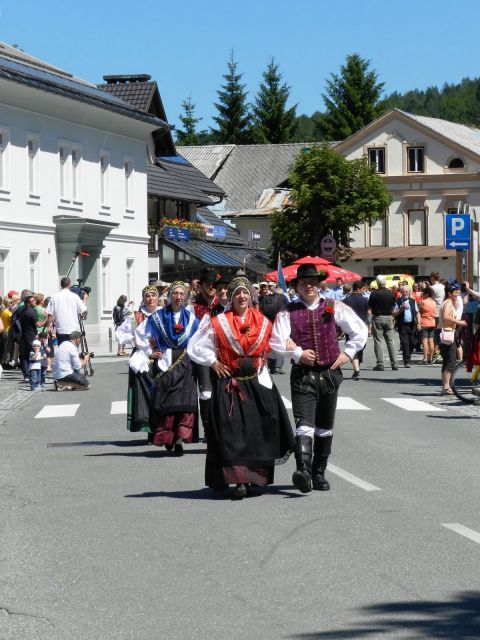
[176,95,203,146]
[211,51,252,144]
[251,58,297,143]
[269,144,391,265]
[318,53,386,140]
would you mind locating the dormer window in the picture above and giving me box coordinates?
[448,157,464,169]
[368,148,385,173]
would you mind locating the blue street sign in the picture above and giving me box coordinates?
[177,228,190,241]
[445,214,471,250]
[214,225,227,240]
[163,226,179,240]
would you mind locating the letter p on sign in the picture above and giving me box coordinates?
[452,218,465,234]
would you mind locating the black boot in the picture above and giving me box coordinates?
[292,435,313,493]
[199,399,210,443]
[312,435,332,491]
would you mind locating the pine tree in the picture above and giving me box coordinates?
[211,51,251,144]
[176,95,202,146]
[251,58,297,143]
[318,53,386,140]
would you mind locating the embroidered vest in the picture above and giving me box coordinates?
[288,299,340,366]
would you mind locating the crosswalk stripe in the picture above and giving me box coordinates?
[337,397,370,410]
[35,404,80,419]
[328,464,382,492]
[442,523,480,545]
[281,396,292,409]
[382,398,446,412]
[111,401,127,415]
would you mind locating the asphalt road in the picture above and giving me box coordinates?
[1,341,480,640]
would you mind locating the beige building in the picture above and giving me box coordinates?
[336,109,480,282]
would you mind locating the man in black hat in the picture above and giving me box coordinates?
[52,330,90,390]
[271,263,367,493]
[210,275,230,317]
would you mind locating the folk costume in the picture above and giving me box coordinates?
[132,282,200,452]
[187,277,295,496]
[192,269,223,442]
[271,264,367,493]
[127,287,159,437]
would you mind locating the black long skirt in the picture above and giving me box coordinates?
[206,357,295,490]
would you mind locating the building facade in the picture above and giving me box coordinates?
[0,43,167,343]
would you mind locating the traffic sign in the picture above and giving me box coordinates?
[445,214,471,250]
[320,235,337,257]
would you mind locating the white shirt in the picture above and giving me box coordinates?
[46,288,87,335]
[430,283,445,317]
[52,340,81,379]
[270,296,368,363]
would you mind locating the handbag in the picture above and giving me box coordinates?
[440,328,455,345]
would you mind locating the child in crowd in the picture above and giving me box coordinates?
[29,339,48,391]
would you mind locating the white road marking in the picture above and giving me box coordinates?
[337,397,371,410]
[281,396,292,409]
[382,398,446,412]
[111,401,127,415]
[442,523,480,545]
[328,464,382,492]
[35,404,80,419]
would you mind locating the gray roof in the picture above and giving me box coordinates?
[180,143,310,210]
[0,42,167,129]
[97,78,156,112]
[160,155,224,198]
[196,207,245,246]
[148,163,211,204]
[398,110,480,156]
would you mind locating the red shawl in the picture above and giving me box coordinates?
[211,308,271,372]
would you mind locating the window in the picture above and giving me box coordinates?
[407,146,424,173]
[27,136,39,196]
[368,148,385,173]
[126,259,134,302]
[0,131,8,190]
[0,250,7,294]
[71,147,81,201]
[59,145,68,199]
[448,157,464,169]
[370,216,387,246]
[29,251,39,291]
[101,257,111,310]
[100,153,110,207]
[124,159,133,211]
[408,209,427,245]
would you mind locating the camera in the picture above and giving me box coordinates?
[71,279,92,301]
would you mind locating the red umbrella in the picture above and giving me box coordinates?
[265,262,360,284]
[293,255,331,265]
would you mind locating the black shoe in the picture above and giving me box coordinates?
[351,370,360,380]
[392,364,399,371]
[404,362,411,368]
[233,483,247,499]
[372,364,384,371]
[292,470,312,493]
[174,441,184,456]
[312,472,330,491]
[165,443,174,452]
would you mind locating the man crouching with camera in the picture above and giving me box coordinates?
[52,330,90,391]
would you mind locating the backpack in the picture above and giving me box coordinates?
[112,306,123,327]
[10,306,24,342]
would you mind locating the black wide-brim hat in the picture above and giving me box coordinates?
[293,263,328,283]
[199,268,218,284]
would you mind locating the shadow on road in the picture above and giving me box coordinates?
[85,448,206,458]
[125,484,303,501]
[289,590,480,639]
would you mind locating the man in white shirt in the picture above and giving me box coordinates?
[52,331,90,390]
[47,277,87,345]
[271,263,367,494]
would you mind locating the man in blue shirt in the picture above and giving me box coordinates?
[393,285,420,368]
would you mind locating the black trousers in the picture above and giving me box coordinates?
[398,323,416,363]
[290,364,343,430]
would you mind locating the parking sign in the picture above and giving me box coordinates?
[445,214,471,250]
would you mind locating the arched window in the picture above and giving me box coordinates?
[448,157,464,169]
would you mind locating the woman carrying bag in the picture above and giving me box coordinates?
[438,285,467,395]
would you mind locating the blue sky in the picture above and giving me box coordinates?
[1,0,480,133]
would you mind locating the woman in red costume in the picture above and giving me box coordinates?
[187,276,294,499]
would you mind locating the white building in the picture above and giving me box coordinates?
[336,109,480,281]
[0,43,168,343]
